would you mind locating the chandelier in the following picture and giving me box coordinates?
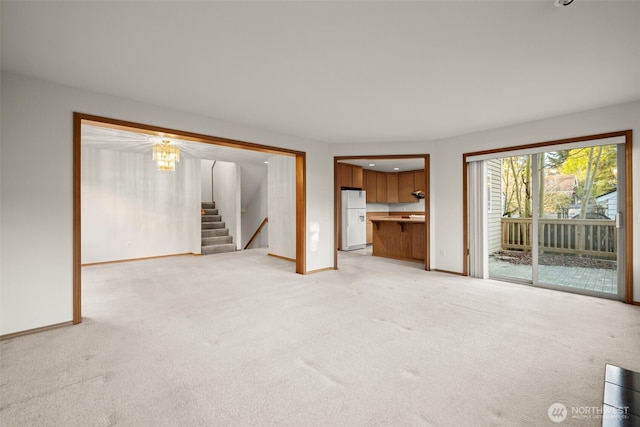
[152,139,180,171]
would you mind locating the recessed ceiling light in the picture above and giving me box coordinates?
[394,167,400,171]
[369,163,375,167]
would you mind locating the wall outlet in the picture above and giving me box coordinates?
[439,249,446,256]
[127,242,132,248]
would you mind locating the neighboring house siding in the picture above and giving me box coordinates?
[487,159,502,254]
[596,191,617,219]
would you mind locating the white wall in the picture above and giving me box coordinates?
[241,176,269,249]
[267,155,296,260]
[390,200,425,212]
[0,72,334,335]
[82,148,200,263]
[331,100,640,302]
[2,70,637,336]
[200,159,215,203]
[212,161,241,250]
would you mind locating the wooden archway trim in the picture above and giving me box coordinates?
[73,112,307,324]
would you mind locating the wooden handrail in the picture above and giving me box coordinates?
[244,217,269,249]
[210,160,217,203]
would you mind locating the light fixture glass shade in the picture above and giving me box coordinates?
[153,140,180,171]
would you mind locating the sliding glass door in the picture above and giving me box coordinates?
[535,146,621,296]
[481,140,624,299]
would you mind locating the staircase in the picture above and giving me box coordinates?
[201,202,236,255]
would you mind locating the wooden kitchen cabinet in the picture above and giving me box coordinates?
[376,172,387,202]
[352,166,363,188]
[386,173,398,203]
[337,163,364,189]
[338,163,352,188]
[365,170,377,202]
[398,171,415,202]
[398,169,426,202]
[370,216,426,262]
[414,170,425,193]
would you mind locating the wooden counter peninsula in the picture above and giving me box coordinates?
[370,216,426,263]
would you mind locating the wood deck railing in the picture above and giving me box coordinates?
[501,218,616,258]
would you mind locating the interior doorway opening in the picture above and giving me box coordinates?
[333,155,430,271]
[73,113,307,324]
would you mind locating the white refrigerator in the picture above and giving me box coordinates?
[341,190,367,251]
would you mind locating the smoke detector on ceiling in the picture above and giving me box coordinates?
[554,0,574,6]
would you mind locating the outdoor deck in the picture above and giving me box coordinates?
[489,255,617,295]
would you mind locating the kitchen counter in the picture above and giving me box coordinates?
[370,216,426,263]
[369,216,425,224]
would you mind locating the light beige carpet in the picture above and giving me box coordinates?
[1,248,638,426]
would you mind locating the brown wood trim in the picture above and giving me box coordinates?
[387,211,425,216]
[624,131,634,303]
[462,154,469,276]
[337,154,432,161]
[268,253,296,262]
[81,115,303,157]
[306,267,336,274]
[296,153,306,274]
[244,217,268,250]
[82,252,199,267]
[462,130,631,160]
[74,113,308,327]
[73,113,82,324]
[462,129,634,303]
[0,321,73,341]
[334,158,341,258]
[434,268,466,276]
[424,155,431,271]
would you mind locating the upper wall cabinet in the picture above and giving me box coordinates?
[363,168,424,204]
[386,173,399,203]
[364,169,377,202]
[352,166,363,188]
[398,170,425,203]
[398,171,415,202]
[376,172,387,202]
[337,163,364,189]
[414,170,425,192]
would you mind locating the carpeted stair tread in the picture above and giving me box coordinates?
[202,222,226,229]
[201,243,236,255]
[201,229,229,238]
[202,236,233,245]
[201,201,234,255]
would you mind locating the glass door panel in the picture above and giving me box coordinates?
[488,154,533,282]
[536,145,619,296]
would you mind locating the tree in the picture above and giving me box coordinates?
[559,145,617,216]
[502,155,531,218]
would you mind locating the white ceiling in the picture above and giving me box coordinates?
[2,1,639,144]
[339,158,424,173]
[81,124,273,165]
